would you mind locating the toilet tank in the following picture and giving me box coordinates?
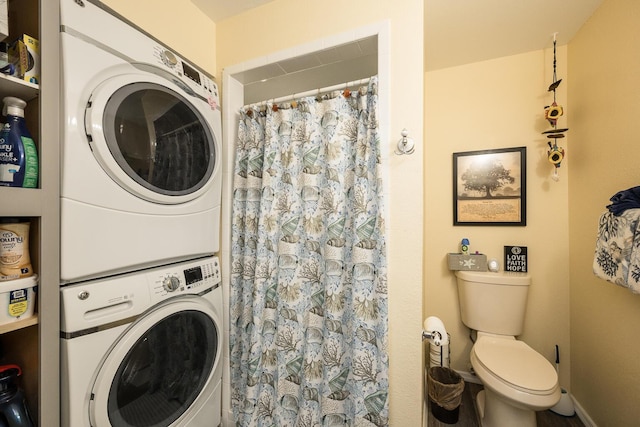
[455,270,531,336]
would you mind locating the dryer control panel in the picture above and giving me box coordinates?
[61,0,220,109]
[152,45,219,107]
[150,256,221,301]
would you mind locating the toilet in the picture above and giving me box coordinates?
[455,270,560,427]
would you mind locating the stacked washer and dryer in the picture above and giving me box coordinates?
[58,1,223,426]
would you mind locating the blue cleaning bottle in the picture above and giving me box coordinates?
[0,97,38,188]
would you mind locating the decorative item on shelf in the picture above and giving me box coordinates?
[504,245,528,272]
[542,33,568,182]
[449,237,488,271]
[460,238,470,255]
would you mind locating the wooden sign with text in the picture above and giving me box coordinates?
[504,246,528,272]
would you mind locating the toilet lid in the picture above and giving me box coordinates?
[474,337,557,392]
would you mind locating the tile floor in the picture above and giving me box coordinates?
[428,382,586,427]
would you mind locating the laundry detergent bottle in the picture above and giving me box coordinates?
[0,97,38,188]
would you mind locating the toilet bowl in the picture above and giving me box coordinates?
[454,271,561,426]
[470,334,560,427]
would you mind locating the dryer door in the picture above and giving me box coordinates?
[89,296,221,427]
[85,72,219,205]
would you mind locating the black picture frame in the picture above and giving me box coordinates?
[453,147,526,226]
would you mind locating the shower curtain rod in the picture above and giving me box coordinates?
[246,77,372,108]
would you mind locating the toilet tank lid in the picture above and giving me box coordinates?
[455,270,531,286]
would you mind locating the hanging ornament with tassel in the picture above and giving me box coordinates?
[543,32,568,181]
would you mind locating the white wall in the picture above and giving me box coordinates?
[217,1,424,425]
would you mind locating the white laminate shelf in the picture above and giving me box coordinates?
[0,314,38,334]
[0,187,43,216]
[0,73,39,101]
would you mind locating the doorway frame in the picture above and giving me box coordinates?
[220,21,390,426]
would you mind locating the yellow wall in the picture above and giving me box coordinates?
[216,1,425,425]
[569,0,640,424]
[424,48,571,388]
[55,0,640,424]
[101,0,216,73]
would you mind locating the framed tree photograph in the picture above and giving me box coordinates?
[453,147,526,226]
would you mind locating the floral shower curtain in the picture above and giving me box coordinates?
[230,76,388,427]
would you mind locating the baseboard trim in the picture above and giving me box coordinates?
[222,409,233,427]
[457,369,482,384]
[572,396,597,427]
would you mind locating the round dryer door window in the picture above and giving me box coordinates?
[89,297,221,427]
[86,73,219,204]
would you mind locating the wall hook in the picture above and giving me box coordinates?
[395,128,415,155]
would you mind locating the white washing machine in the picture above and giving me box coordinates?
[61,256,223,427]
[60,0,222,283]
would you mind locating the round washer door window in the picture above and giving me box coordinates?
[86,74,218,204]
[89,298,221,427]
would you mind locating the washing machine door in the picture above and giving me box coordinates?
[85,71,219,205]
[89,296,221,427]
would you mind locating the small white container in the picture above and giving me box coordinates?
[0,274,37,324]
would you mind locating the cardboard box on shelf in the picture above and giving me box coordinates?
[8,34,39,84]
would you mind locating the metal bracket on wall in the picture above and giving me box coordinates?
[395,128,415,155]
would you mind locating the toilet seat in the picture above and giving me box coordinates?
[473,336,557,395]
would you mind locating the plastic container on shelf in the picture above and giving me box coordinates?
[0,219,33,281]
[0,274,37,325]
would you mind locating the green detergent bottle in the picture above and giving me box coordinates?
[0,97,38,188]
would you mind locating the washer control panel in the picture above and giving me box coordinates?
[150,256,221,300]
[60,256,221,334]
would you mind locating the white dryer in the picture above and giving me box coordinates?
[61,256,223,427]
[60,0,222,282]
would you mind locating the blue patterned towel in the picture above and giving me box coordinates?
[593,209,640,294]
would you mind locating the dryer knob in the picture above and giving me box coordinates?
[163,276,181,292]
[162,50,178,67]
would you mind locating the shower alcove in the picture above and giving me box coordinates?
[221,23,390,426]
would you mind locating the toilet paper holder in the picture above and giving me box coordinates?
[422,330,443,346]
[422,316,448,346]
